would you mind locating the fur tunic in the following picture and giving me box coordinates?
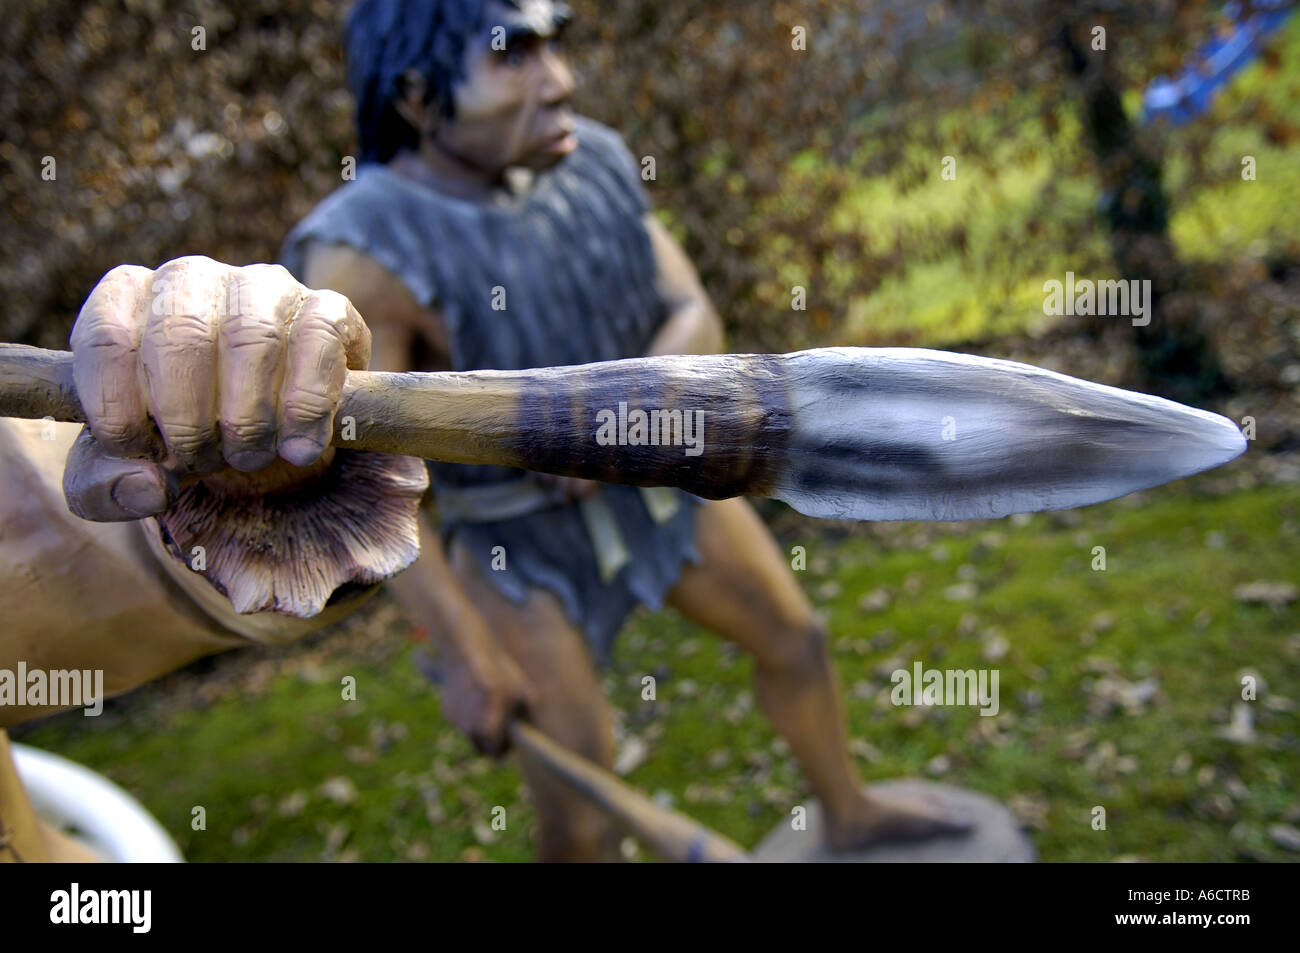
[281,117,701,661]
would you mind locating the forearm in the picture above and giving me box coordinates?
[643,213,725,358]
[645,299,725,357]
[385,507,503,668]
[0,415,428,729]
[0,419,250,726]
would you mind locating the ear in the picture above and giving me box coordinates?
[393,69,436,138]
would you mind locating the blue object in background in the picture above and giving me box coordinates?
[1142,0,1295,124]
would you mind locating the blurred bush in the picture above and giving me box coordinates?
[2,0,1295,362]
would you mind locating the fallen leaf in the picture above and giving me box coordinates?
[1234,581,1298,607]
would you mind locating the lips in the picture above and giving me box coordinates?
[541,126,578,155]
[538,110,577,151]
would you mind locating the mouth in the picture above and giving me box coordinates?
[540,122,578,156]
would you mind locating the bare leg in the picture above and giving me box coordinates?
[665,498,970,849]
[446,540,622,862]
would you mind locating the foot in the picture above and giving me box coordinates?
[824,789,974,851]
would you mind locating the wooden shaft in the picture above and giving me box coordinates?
[0,344,525,463]
[506,721,749,863]
[0,345,790,500]
[0,345,85,422]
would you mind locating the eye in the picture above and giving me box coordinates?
[505,46,528,67]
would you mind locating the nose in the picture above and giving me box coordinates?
[539,43,575,105]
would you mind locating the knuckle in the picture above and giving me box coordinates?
[304,288,351,321]
[233,263,304,319]
[280,389,336,425]
[103,263,153,284]
[300,290,369,354]
[220,416,276,447]
[149,259,226,326]
[164,254,226,276]
[292,305,349,345]
[149,257,190,288]
[156,420,212,455]
[84,264,151,311]
[90,420,136,447]
[241,261,296,285]
[72,280,147,352]
[143,318,213,358]
[221,312,282,347]
[71,314,137,353]
[151,309,211,337]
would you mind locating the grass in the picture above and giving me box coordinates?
[16,475,1299,862]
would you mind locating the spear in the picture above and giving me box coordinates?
[0,344,1246,522]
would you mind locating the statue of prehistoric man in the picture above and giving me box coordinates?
[0,0,967,861]
[279,0,970,858]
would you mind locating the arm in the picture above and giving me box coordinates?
[642,213,725,358]
[60,257,428,622]
[0,416,251,728]
[299,242,535,754]
[0,256,430,726]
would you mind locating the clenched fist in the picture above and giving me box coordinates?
[64,255,370,521]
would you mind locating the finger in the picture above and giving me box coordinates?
[63,427,174,522]
[474,728,511,759]
[472,705,514,758]
[217,264,300,471]
[506,674,539,714]
[140,256,225,473]
[276,289,369,467]
[508,694,533,723]
[69,264,154,458]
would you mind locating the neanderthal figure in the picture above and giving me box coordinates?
[279,0,967,858]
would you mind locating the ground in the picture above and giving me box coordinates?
[14,451,1299,862]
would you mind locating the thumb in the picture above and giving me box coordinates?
[63,426,174,522]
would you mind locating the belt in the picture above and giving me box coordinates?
[434,478,682,584]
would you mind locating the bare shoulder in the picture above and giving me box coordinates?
[300,242,423,328]
[299,242,450,370]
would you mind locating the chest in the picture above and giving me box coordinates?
[424,190,665,372]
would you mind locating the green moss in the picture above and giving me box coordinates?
[18,479,1298,862]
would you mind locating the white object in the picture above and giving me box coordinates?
[11,742,183,863]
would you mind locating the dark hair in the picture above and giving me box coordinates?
[345,0,518,164]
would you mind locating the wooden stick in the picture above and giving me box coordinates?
[0,342,1248,522]
[0,344,84,422]
[506,720,749,863]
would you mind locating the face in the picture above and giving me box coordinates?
[436,0,577,174]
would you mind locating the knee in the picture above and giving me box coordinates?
[755,615,831,674]
[535,807,621,862]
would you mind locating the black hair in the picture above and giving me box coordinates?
[344,0,518,165]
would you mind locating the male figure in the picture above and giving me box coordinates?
[278,0,966,859]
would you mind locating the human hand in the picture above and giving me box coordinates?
[63,256,370,521]
[439,644,537,757]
